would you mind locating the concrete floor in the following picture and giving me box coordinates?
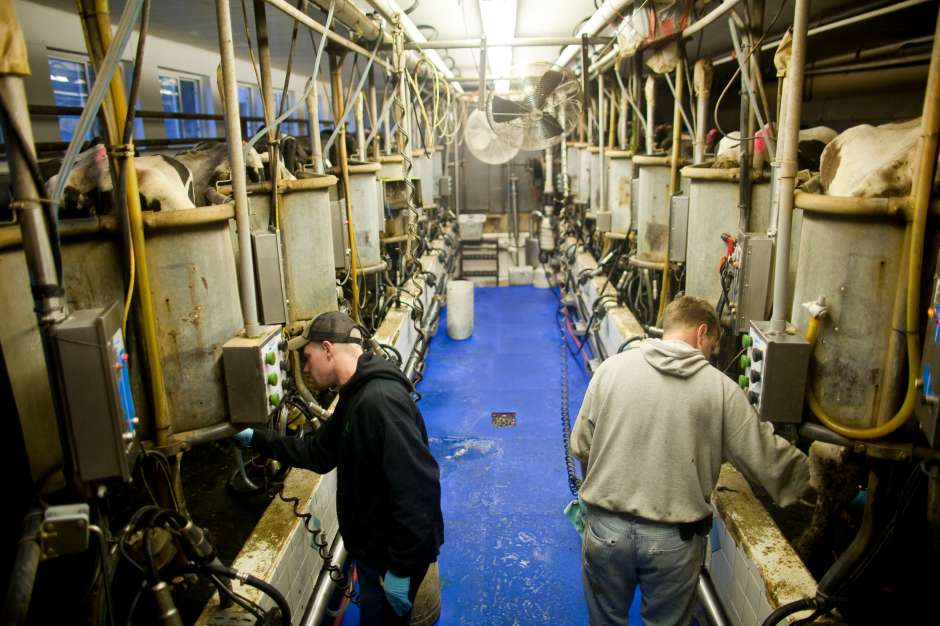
[342,285,643,625]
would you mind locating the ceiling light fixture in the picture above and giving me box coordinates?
[479,0,517,92]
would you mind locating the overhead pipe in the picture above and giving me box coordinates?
[769,0,809,329]
[556,0,632,70]
[263,0,392,71]
[216,0,261,337]
[402,36,611,50]
[714,0,934,66]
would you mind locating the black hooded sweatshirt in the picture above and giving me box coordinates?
[252,353,444,575]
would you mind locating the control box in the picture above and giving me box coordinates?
[916,250,940,447]
[739,321,812,423]
[223,325,286,424]
[251,231,288,326]
[54,301,137,483]
[732,233,774,334]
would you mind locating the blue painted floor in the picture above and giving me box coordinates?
[342,285,642,625]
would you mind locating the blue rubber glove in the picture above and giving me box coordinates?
[234,428,254,447]
[382,570,412,616]
[564,497,586,538]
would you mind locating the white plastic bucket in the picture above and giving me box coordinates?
[458,213,487,241]
[446,280,474,340]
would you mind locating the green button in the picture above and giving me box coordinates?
[269,393,281,406]
[267,373,279,386]
[741,334,752,349]
[740,355,751,369]
[265,352,277,365]
[738,375,748,389]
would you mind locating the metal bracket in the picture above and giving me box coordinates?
[40,504,90,561]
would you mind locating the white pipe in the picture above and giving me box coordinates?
[356,93,366,161]
[728,18,775,157]
[693,59,712,164]
[714,0,932,66]
[618,84,628,150]
[770,0,809,329]
[560,106,570,197]
[306,81,325,174]
[216,0,260,336]
[556,0,633,69]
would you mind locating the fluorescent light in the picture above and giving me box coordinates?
[50,74,70,83]
[479,0,517,92]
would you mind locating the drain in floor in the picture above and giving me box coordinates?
[491,411,516,427]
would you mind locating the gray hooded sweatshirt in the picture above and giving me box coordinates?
[571,338,810,523]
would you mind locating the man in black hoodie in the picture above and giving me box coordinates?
[234,311,444,625]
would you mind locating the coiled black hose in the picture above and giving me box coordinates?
[558,308,583,497]
[760,597,819,626]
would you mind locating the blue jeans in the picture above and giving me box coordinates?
[581,505,706,626]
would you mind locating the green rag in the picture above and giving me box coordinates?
[564,498,586,538]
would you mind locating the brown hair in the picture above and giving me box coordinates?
[662,295,719,338]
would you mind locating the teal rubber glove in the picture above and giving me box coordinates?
[234,428,254,447]
[564,497,586,538]
[382,571,412,616]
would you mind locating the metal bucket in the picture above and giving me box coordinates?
[245,177,340,324]
[633,156,673,264]
[607,151,633,233]
[146,207,245,434]
[683,169,772,304]
[790,207,906,429]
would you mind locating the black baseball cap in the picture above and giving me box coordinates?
[287,311,364,351]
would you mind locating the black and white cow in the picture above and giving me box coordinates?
[45,143,196,216]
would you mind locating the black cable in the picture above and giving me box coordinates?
[617,335,645,353]
[209,573,266,620]
[557,304,583,498]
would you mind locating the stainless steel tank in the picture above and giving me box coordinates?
[633,156,674,264]
[790,202,906,429]
[245,177,340,324]
[145,207,245,433]
[566,143,580,195]
[574,142,591,205]
[607,150,633,233]
[379,154,405,179]
[682,168,772,304]
[431,147,443,203]
[346,164,383,268]
[588,146,601,211]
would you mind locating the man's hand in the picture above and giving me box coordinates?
[382,571,412,616]
[234,428,254,448]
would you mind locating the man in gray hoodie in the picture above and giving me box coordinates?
[570,295,810,626]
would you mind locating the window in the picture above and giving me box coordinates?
[275,91,304,137]
[238,84,264,137]
[121,60,145,141]
[159,73,206,139]
[48,54,103,141]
